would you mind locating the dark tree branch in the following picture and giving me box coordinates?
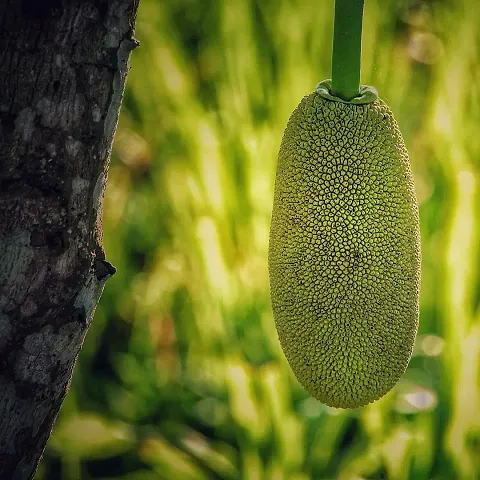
[0,1,139,478]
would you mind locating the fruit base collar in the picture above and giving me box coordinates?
[316,79,379,104]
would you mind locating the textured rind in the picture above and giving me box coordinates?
[268,93,421,409]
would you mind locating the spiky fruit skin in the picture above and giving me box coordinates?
[268,93,421,409]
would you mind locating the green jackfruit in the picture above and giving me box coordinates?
[268,84,421,409]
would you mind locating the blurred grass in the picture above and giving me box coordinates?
[36,0,480,479]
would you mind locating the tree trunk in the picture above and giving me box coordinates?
[0,1,139,478]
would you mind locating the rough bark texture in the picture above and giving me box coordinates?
[0,1,139,478]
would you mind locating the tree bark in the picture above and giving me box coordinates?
[0,1,139,478]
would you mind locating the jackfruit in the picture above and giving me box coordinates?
[268,81,421,409]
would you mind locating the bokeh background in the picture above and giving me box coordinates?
[36,0,480,478]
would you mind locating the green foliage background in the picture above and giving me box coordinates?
[37,0,480,478]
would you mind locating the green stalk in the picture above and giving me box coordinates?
[331,0,365,101]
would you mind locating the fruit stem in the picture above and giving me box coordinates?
[331,0,364,101]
